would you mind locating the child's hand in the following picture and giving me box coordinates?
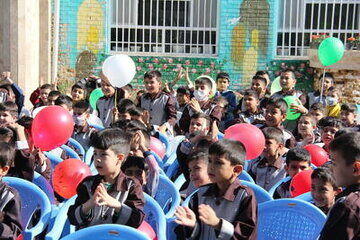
[198,204,221,229]
[189,98,202,112]
[141,110,150,126]
[94,183,121,210]
[210,121,219,141]
[136,130,148,153]
[174,206,196,228]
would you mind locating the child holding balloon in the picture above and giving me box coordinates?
[68,128,145,229]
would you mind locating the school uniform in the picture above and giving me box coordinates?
[319,184,360,240]
[215,90,237,123]
[0,181,22,239]
[273,178,291,199]
[183,178,258,240]
[96,96,116,128]
[225,110,266,129]
[72,125,96,152]
[68,172,145,230]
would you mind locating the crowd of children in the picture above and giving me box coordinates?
[0,68,359,239]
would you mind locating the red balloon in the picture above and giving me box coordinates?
[290,169,313,197]
[138,221,157,240]
[149,137,166,159]
[53,158,91,199]
[224,123,265,160]
[31,106,74,151]
[303,144,329,167]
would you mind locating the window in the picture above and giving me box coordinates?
[277,0,360,57]
[110,0,218,57]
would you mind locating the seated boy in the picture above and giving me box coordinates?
[340,103,359,130]
[34,84,53,108]
[317,117,343,152]
[55,95,73,112]
[309,103,325,125]
[295,114,321,146]
[0,102,26,143]
[71,82,88,103]
[175,139,257,239]
[0,142,22,239]
[68,129,145,229]
[319,132,360,239]
[311,166,341,214]
[248,127,288,191]
[273,147,311,199]
[115,99,136,121]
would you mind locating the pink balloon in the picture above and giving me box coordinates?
[31,105,74,151]
[138,221,157,240]
[149,137,166,159]
[224,123,265,160]
[303,144,329,167]
[290,169,313,197]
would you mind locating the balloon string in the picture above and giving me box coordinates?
[113,89,118,123]
[319,67,326,104]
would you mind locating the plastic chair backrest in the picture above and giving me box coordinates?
[85,147,94,166]
[45,196,77,240]
[61,224,150,240]
[182,189,199,207]
[33,172,56,204]
[240,180,273,204]
[144,193,167,240]
[156,132,170,155]
[154,175,181,218]
[60,144,81,160]
[165,159,179,179]
[44,151,63,168]
[149,151,164,169]
[88,123,105,131]
[295,192,313,203]
[258,199,326,240]
[68,138,85,158]
[238,171,255,183]
[163,151,177,170]
[268,176,292,197]
[3,177,52,240]
[217,132,224,140]
[173,174,186,191]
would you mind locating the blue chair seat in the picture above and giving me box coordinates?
[154,175,181,218]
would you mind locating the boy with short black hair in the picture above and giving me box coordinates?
[308,72,334,107]
[273,147,311,199]
[317,117,343,152]
[340,103,359,130]
[34,84,53,108]
[175,139,257,239]
[68,128,145,229]
[215,72,237,123]
[309,103,325,125]
[0,142,22,239]
[248,127,288,191]
[311,166,341,214]
[121,156,149,191]
[47,90,62,106]
[319,132,360,239]
[176,86,191,114]
[0,102,26,143]
[116,99,136,121]
[251,75,269,110]
[55,95,73,112]
[71,82,88,103]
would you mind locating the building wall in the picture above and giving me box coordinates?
[57,0,289,92]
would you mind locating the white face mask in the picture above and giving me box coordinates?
[326,97,338,106]
[73,114,87,126]
[193,89,210,101]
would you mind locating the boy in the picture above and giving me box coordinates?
[215,72,237,122]
[68,129,145,229]
[55,95,73,112]
[273,147,311,199]
[0,102,26,142]
[178,76,223,135]
[340,103,359,130]
[317,117,343,152]
[309,103,325,125]
[34,84,53,108]
[251,75,269,110]
[296,114,321,146]
[325,86,341,118]
[71,82,87,102]
[308,73,334,107]
[176,86,191,114]
[138,70,177,131]
[247,127,288,191]
[46,90,61,106]
[0,142,22,239]
[311,166,341,214]
[1,72,25,115]
[175,139,257,239]
[72,100,96,152]
[319,132,360,239]
[115,99,136,121]
[255,70,271,87]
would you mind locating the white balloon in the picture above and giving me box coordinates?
[102,54,136,88]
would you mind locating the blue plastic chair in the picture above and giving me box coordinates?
[163,151,177,171]
[88,123,105,131]
[33,172,56,204]
[44,151,63,168]
[68,138,86,158]
[156,132,170,156]
[165,159,179,179]
[45,196,77,240]
[154,175,181,218]
[240,180,273,204]
[60,144,81,160]
[295,192,313,203]
[173,174,186,191]
[258,199,326,240]
[3,177,52,240]
[217,132,224,139]
[149,151,164,169]
[238,171,255,183]
[85,147,94,166]
[268,176,292,197]
[61,224,150,240]
[144,194,167,240]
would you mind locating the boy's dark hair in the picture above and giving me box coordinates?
[122,84,133,91]
[71,82,88,97]
[285,147,311,165]
[111,119,131,129]
[40,84,53,90]
[311,166,337,189]
[187,149,209,166]
[317,117,343,130]
[55,95,73,108]
[216,72,230,81]
[334,128,356,139]
[341,103,357,114]
[319,72,334,82]
[255,70,269,77]
[310,102,325,112]
[0,127,15,145]
[144,70,162,80]
[128,107,145,117]
[90,128,131,156]
[281,69,296,79]
[243,89,259,100]
[195,77,213,89]
[190,112,211,127]
[329,132,360,165]
[117,99,135,114]
[73,100,90,112]
[0,101,18,117]
[176,86,191,96]
[252,75,267,85]
[299,114,316,126]
[17,116,33,130]
[121,156,149,173]
[0,142,15,167]
[262,127,285,144]
[48,91,61,98]
[267,98,288,115]
[209,139,246,166]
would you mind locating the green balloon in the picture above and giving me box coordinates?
[283,96,301,120]
[318,37,345,67]
[270,76,282,96]
[89,88,104,110]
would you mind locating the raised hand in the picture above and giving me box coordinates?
[198,204,221,229]
[174,206,196,228]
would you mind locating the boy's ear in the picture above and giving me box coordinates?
[0,165,10,177]
[116,153,125,164]
[353,161,360,176]
[281,113,287,122]
[233,164,243,175]
[335,187,342,196]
